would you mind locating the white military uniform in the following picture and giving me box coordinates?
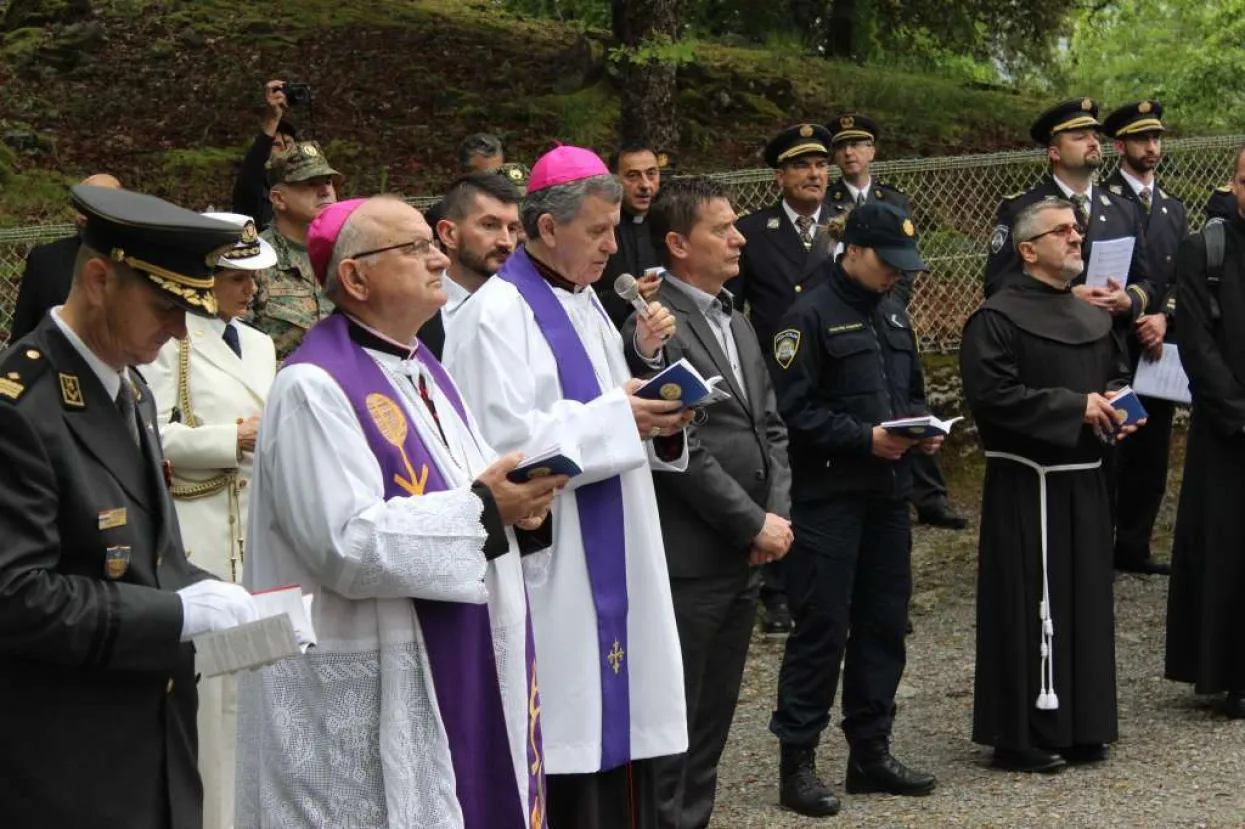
[144,213,278,829]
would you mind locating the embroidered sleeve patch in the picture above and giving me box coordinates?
[773,329,802,369]
[989,225,1009,255]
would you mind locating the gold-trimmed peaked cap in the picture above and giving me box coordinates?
[1102,100,1165,138]
[828,113,879,145]
[1030,97,1101,145]
[764,123,832,168]
[71,185,242,318]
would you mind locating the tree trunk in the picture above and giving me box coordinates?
[825,0,856,58]
[613,0,681,150]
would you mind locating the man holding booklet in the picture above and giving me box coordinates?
[962,198,1141,774]
[623,176,794,829]
[766,202,938,817]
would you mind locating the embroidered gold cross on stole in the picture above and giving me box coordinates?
[366,393,430,495]
[607,639,626,675]
[528,665,545,826]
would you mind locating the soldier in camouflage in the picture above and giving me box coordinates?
[252,140,342,359]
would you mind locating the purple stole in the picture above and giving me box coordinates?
[285,312,546,829]
[497,247,632,772]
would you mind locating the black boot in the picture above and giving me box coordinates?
[1224,691,1245,720]
[779,743,841,817]
[845,739,937,796]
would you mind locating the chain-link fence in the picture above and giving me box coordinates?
[3,134,1240,350]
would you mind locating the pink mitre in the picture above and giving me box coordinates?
[527,144,610,193]
[308,198,368,286]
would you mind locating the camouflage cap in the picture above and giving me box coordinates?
[266,141,343,186]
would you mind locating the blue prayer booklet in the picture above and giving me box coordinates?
[1109,386,1149,432]
[635,358,731,408]
[507,444,584,483]
[880,415,963,439]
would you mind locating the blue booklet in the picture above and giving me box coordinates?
[506,444,584,483]
[1109,386,1149,432]
[635,358,731,408]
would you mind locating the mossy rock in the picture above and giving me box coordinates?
[737,90,786,121]
[4,0,89,32]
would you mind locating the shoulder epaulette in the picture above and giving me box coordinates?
[0,345,50,404]
[1002,190,1026,201]
[877,180,906,194]
[1216,185,1232,193]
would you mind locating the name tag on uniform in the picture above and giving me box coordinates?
[826,322,865,334]
[98,507,128,531]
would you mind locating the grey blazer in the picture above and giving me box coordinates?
[625,276,792,578]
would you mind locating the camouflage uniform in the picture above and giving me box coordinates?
[250,141,342,360]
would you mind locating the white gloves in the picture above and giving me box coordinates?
[177,579,261,642]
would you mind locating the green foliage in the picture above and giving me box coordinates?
[501,0,610,29]
[1062,0,1245,133]
[0,168,74,227]
[607,34,698,67]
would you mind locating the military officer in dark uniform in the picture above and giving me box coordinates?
[728,124,833,638]
[768,202,938,818]
[985,98,1156,321]
[821,112,966,531]
[1102,100,1189,575]
[0,186,263,829]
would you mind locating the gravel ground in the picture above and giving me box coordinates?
[708,443,1245,829]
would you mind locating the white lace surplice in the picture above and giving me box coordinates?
[235,348,536,829]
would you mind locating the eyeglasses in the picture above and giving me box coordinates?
[1021,222,1085,244]
[348,237,441,261]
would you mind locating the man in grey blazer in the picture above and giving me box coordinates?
[625,176,793,829]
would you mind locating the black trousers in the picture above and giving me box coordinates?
[770,495,912,747]
[909,450,951,512]
[1114,395,1175,563]
[654,569,759,829]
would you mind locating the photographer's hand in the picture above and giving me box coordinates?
[262,79,287,137]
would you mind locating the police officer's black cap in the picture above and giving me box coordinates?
[71,185,242,318]
[1030,98,1101,145]
[764,123,832,168]
[841,202,926,272]
[827,113,879,145]
[1102,100,1165,138]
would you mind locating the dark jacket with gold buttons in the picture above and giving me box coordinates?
[0,318,212,829]
[1103,170,1189,325]
[769,263,929,501]
[728,201,831,356]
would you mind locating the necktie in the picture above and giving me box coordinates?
[855,191,867,208]
[1139,187,1152,213]
[115,379,141,447]
[222,323,242,358]
[417,373,449,448]
[1070,193,1089,225]
[795,215,815,250]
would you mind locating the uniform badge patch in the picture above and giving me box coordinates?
[59,373,85,408]
[1099,194,1110,206]
[773,329,801,369]
[989,225,1009,254]
[766,217,781,230]
[1109,184,1123,195]
[0,376,22,400]
[98,507,128,531]
[105,546,131,579]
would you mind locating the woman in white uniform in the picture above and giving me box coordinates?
[145,213,278,829]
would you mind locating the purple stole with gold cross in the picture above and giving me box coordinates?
[285,311,546,828]
[497,247,633,772]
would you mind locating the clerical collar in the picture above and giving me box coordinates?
[342,311,419,359]
[624,206,648,225]
[1118,167,1154,198]
[1052,174,1092,203]
[527,250,584,293]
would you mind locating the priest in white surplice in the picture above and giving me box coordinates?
[443,146,693,829]
[235,195,568,829]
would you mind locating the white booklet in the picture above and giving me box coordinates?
[1083,235,1136,290]
[193,584,316,678]
[1133,343,1192,404]
[880,415,963,439]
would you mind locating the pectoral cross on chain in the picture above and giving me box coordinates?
[607,639,625,675]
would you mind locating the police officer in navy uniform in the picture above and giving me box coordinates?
[985,98,1156,322]
[1102,100,1189,575]
[0,186,262,829]
[1206,184,1235,222]
[728,123,833,638]
[768,202,938,818]
[820,112,966,531]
